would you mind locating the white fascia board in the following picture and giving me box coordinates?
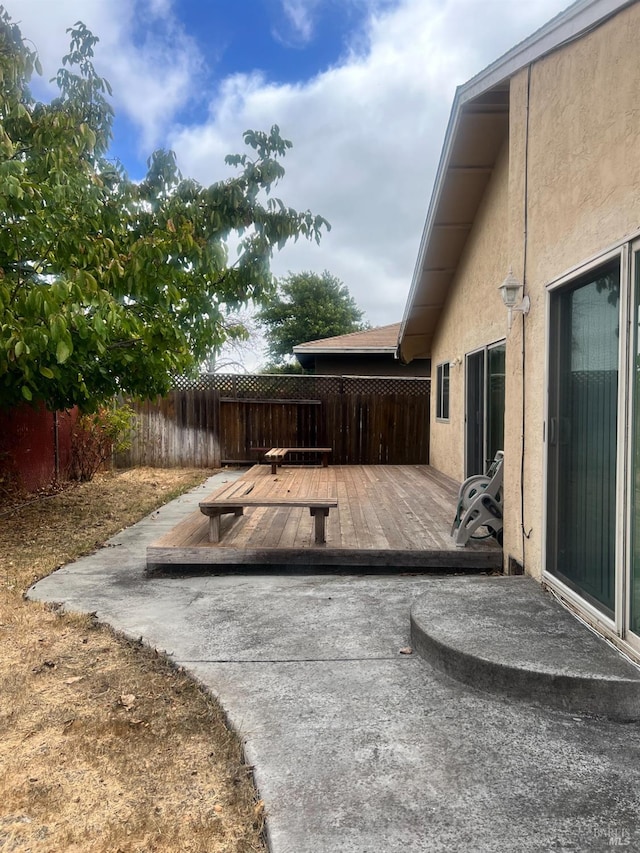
[461,0,636,103]
[398,91,465,347]
[292,346,398,355]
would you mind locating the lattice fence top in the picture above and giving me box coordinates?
[171,373,430,398]
[340,376,429,396]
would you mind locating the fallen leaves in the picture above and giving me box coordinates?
[119,693,137,711]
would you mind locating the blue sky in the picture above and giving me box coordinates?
[14,0,571,368]
[108,0,381,179]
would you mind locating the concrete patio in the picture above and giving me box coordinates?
[29,472,640,852]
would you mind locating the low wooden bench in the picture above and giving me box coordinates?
[199,494,338,544]
[264,446,332,475]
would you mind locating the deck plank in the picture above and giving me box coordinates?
[148,464,502,570]
[369,467,438,549]
[361,467,418,550]
[274,468,305,548]
[348,466,388,550]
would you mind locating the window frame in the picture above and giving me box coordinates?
[435,361,450,422]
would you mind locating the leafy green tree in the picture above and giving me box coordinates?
[0,11,329,411]
[259,360,306,375]
[257,270,366,369]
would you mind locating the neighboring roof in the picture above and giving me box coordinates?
[398,0,636,363]
[293,323,401,356]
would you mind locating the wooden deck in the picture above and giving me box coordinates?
[146,464,503,571]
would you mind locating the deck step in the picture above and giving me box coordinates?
[410,576,640,720]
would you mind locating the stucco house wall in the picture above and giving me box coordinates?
[503,1,640,578]
[420,1,640,581]
[429,142,510,482]
[399,0,640,665]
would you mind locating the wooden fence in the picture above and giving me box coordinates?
[118,373,430,468]
[0,404,77,492]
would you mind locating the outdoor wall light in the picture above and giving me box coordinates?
[499,269,530,330]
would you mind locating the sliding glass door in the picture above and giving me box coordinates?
[465,342,505,477]
[466,350,485,477]
[630,249,640,638]
[546,261,620,617]
[545,244,640,652]
[487,344,506,466]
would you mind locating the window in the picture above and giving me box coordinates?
[436,362,450,420]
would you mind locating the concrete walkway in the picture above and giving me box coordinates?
[29,474,640,852]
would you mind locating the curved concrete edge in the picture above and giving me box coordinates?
[410,578,640,721]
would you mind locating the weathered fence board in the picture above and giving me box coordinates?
[122,389,221,468]
[219,398,324,463]
[118,374,429,468]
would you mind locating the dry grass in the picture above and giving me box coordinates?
[0,468,267,853]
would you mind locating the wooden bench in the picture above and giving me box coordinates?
[199,494,338,544]
[200,480,338,545]
[264,446,332,475]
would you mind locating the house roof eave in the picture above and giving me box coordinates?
[398,0,636,364]
[292,345,398,356]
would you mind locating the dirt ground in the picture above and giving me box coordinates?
[0,468,267,853]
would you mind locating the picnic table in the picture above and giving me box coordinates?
[263,446,332,475]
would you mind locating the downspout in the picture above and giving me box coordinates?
[520,65,533,559]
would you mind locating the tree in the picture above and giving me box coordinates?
[0,11,329,411]
[204,309,261,373]
[257,270,366,369]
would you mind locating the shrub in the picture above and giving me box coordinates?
[69,404,135,482]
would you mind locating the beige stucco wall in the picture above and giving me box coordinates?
[504,2,640,578]
[427,2,640,579]
[428,141,510,481]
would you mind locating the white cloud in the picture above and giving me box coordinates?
[170,0,569,327]
[104,20,202,152]
[9,0,571,336]
[12,0,203,153]
[276,0,319,45]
